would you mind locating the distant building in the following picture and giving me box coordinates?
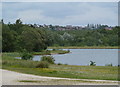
[37,24,113,31]
[105,27,112,30]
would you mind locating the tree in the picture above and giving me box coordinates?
[2,24,17,52]
[15,19,22,25]
[8,19,23,34]
[21,26,47,52]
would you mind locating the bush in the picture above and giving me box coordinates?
[58,63,62,65]
[21,52,33,60]
[36,61,49,68]
[2,60,8,65]
[52,49,56,51]
[89,61,96,66]
[45,50,51,55]
[105,63,113,66]
[41,56,55,64]
[64,63,68,65]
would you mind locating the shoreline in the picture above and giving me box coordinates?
[48,46,118,49]
[2,52,118,81]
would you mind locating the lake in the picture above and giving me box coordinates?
[33,49,118,66]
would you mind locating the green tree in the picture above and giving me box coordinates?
[21,26,47,52]
[2,24,17,52]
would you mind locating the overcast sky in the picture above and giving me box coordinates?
[2,2,118,26]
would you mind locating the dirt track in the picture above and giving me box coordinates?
[1,69,118,85]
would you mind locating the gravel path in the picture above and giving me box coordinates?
[1,69,118,85]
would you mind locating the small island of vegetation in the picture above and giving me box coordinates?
[33,49,70,55]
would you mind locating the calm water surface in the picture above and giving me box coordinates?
[33,49,118,66]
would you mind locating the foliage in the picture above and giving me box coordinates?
[89,61,96,66]
[33,50,51,55]
[2,24,18,52]
[51,49,70,54]
[105,63,113,66]
[21,51,33,60]
[2,53,38,68]
[35,61,49,68]
[46,27,119,47]
[2,19,120,53]
[57,63,62,65]
[21,26,47,52]
[41,56,55,64]
[45,50,51,55]
[2,52,118,81]
[2,19,47,52]
[33,49,70,55]
[52,49,56,51]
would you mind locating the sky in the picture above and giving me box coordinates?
[2,2,118,26]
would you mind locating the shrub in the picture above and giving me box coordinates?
[21,52,33,60]
[41,56,55,64]
[45,50,51,55]
[89,61,96,66]
[64,63,68,65]
[52,49,56,51]
[36,61,49,68]
[105,63,113,66]
[2,60,8,65]
[67,49,70,52]
[58,63,62,65]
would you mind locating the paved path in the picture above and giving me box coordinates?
[1,69,118,85]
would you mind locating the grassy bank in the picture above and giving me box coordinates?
[2,52,118,81]
[48,46,118,49]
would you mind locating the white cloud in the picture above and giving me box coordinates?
[18,10,43,23]
[1,0,120,2]
[2,2,118,26]
[0,3,2,19]
[62,4,118,26]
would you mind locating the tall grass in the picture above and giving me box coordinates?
[36,61,49,68]
[41,56,55,64]
[2,53,43,68]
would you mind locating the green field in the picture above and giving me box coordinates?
[2,52,118,81]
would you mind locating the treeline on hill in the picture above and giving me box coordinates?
[1,19,120,52]
[50,28,119,46]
